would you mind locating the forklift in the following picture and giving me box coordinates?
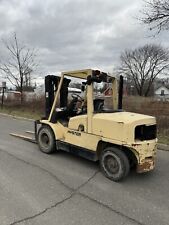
[12,69,157,181]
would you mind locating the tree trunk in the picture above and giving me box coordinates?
[20,76,23,105]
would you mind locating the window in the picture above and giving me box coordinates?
[161,89,165,96]
[93,82,114,111]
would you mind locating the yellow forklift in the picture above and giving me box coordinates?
[12,69,157,181]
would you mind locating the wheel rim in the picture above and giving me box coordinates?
[103,152,121,177]
[41,133,50,147]
[105,156,119,174]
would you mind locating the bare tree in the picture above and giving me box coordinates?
[141,0,169,33]
[0,33,37,103]
[119,44,169,96]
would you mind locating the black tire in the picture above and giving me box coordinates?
[37,125,56,154]
[99,147,130,182]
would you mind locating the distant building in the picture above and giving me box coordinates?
[7,91,21,100]
[34,84,81,97]
[155,85,169,100]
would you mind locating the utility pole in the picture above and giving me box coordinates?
[1,82,6,109]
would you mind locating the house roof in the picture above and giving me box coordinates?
[154,78,169,89]
[155,85,169,92]
[155,84,169,91]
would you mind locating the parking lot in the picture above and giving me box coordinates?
[0,114,169,225]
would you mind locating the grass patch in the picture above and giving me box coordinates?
[158,135,169,145]
[0,105,43,120]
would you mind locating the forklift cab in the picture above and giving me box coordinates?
[45,69,122,128]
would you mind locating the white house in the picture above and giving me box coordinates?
[155,85,169,100]
[34,84,81,98]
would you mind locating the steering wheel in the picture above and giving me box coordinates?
[70,94,83,114]
[71,93,83,102]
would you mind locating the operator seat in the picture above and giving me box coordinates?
[94,99,104,112]
[66,97,78,117]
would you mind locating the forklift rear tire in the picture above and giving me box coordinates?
[38,125,56,154]
[100,147,130,181]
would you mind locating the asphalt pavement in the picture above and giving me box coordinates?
[0,114,169,225]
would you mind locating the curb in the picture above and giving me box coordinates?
[158,143,169,151]
[0,112,34,122]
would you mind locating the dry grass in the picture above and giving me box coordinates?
[123,96,169,144]
[0,96,45,120]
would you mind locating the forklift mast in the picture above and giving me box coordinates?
[45,75,70,119]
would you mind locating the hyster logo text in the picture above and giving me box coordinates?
[68,130,81,136]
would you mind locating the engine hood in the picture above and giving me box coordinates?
[93,112,155,124]
[92,112,156,143]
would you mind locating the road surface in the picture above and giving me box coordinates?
[0,114,169,225]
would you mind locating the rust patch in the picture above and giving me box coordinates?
[137,159,155,173]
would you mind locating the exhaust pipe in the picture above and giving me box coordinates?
[118,75,123,110]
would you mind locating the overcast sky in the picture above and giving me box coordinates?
[0,0,168,82]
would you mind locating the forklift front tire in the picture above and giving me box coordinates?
[38,125,56,154]
[100,147,130,182]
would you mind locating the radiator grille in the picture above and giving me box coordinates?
[135,125,157,141]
